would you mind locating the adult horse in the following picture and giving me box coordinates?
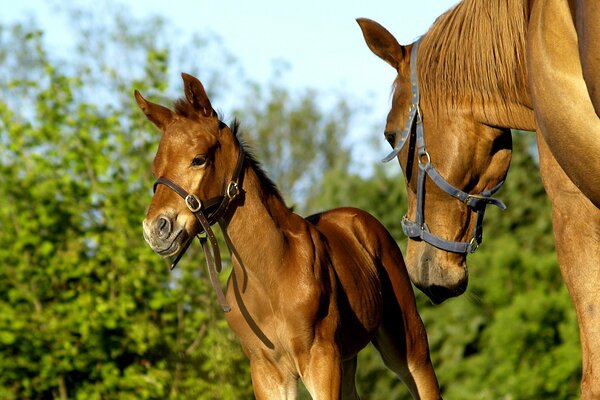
[135,73,441,399]
[357,0,600,397]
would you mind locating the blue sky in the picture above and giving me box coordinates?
[3,0,458,165]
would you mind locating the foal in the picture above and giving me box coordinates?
[136,73,441,399]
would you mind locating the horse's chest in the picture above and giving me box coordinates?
[224,279,322,345]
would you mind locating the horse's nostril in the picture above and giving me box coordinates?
[156,216,172,239]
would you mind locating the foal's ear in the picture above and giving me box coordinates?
[134,90,175,131]
[356,18,407,70]
[181,73,215,118]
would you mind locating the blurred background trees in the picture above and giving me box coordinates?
[0,3,580,399]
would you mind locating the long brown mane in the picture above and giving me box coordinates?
[416,0,529,114]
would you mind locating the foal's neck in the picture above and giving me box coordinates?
[221,163,297,275]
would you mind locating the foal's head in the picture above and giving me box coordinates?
[358,19,512,303]
[136,73,241,257]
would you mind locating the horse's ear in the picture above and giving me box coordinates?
[134,90,175,131]
[356,18,407,70]
[181,73,215,118]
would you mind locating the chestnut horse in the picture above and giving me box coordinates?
[358,0,600,397]
[135,73,441,399]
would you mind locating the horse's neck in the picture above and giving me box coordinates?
[222,166,297,279]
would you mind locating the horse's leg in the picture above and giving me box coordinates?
[302,338,342,400]
[574,0,600,115]
[537,132,600,399]
[528,0,600,207]
[248,358,298,400]
[373,244,442,400]
[341,356,361,400]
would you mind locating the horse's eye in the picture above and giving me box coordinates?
[384,131,396,146]
[191,155,207,167]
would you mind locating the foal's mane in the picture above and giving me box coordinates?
[415,0,529,112]
[232,120,286,204]
[173,97,285,203]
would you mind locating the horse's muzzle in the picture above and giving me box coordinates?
[142,215,188,257]
[405,242,469,303]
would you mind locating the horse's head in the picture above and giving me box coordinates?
[358,19,512,303]
[136,73,241,258]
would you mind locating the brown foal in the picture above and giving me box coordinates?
[136,73,441,399]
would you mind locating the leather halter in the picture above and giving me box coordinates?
[383,39,506,254]
[152,145,245,312]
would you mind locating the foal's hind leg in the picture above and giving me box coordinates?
[374,247,441,399]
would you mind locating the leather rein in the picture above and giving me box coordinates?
[382,39,506,254]
[152,145,246,313]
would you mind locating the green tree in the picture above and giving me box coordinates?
[233,74,354,206]
[0,4,361,399]
[0,12,251,400]
[1,3,583,400]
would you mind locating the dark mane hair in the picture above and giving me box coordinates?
[415,0,529,115]
[230,119,286,204]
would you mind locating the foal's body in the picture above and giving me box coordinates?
[137,74,441,399]
[224,171,436,398]
[224,171,435,397]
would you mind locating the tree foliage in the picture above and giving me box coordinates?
[0,3,582,400]
[0,11,251,400]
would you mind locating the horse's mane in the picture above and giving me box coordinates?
[415,0,529,113]
[230,119,286,204]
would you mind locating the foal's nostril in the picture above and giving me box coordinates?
[156,216,172,239]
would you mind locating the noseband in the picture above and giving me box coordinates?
[382,39,506,254]
[152,145,245,312]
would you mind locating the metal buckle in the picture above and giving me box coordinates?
[226,182,239,200]
[418,150,431,166]
[465,194,478,207]
[468,237,480,253]
[185,194,202,212]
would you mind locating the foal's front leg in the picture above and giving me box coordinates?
[249,358,298,400]
[301,331,342,400]
[301,340,343,400]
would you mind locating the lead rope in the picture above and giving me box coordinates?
[194,209,231,313]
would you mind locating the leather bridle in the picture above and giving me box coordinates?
[152,145,245,312]
[382,39,506,254]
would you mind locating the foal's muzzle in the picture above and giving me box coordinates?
[142,215,189,257]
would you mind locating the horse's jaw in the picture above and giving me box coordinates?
[405,241,469,304]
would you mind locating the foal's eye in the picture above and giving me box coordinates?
[191,155,207,167]
[384,131,396,146]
